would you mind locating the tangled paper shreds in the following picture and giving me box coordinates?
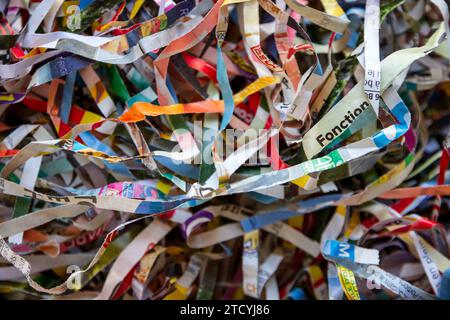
[0,0,449,300]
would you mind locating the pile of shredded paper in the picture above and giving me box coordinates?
[0,0,449,300]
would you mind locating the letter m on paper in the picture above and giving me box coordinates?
[330,240,355,261]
